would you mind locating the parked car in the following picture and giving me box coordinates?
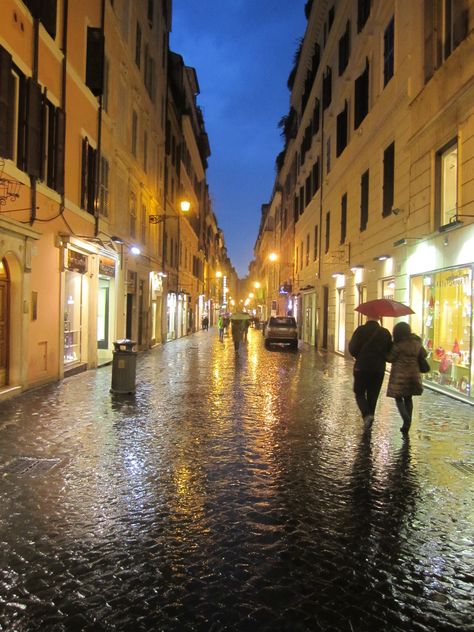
[264,316,298,349]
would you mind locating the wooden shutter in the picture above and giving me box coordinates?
[25,78,42,177]
[86,27,104,97]
[0,46,13,159]
[41,0,57,39]
[81,137,88,209]
[55,108,65,194]
[453,0,468,48]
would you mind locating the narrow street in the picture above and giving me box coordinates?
[0,328,473,632]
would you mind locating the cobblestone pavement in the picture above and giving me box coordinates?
[0,328,473,632]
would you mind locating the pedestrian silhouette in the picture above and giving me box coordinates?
[386,321,427,434]
[348,317,392,428]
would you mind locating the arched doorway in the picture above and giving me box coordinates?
[0,258,10,386]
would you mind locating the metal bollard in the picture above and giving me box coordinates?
[110,339,137,394]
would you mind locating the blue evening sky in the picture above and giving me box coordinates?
[170,1,307,277]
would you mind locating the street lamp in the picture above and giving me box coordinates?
[149,199,191,224]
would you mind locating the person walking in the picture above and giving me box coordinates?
[231,318,244,351]
[201,315,209,331]
[386,322,427,434]
[243,317,250,342]
[348,317,392,428]
[217,314,225,342]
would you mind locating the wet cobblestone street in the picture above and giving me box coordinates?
[0,328,473,632]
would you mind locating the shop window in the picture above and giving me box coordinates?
[412,268,472,398]
[384,16,395,86]
[437,139,458,227]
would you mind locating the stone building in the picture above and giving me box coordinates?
[0,0,232,399]
[254,0,474,403]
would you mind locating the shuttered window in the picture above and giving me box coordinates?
[360,169,369,231]
[340,193,347,244]
[382,142,395,216]
[0,47,14,159]
[338,21,351,76]
[25,78,42,177]
[336,101,348,157]
[354,59,369,130]
[384,17,395,86]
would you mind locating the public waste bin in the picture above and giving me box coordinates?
[110,339,137,394]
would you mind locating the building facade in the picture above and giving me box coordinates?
[253,0,474,404]
[0,0,233,399]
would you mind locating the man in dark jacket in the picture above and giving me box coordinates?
[348,318,392,427]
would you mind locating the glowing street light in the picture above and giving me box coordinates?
[180,200,191,213]
[268,252,278,262]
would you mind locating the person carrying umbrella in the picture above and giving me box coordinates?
[230,312,249,351]
[349,315,392,428]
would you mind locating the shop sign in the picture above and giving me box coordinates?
[66,249,87,274]
[99,256,116,277]
[324,245,349,264]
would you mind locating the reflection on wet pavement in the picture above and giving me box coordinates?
[0,328,473,631]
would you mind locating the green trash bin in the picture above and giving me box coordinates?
[110,339,137,394]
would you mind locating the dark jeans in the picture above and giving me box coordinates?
[353,370,385,418]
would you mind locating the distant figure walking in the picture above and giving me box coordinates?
[231,318,244,351]
[243,318,250,342]
[348,317,392,428]
[217,315,225,342]
[201,315,209,331]
[387,322,427,434]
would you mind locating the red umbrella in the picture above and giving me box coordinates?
[355,298,414,318]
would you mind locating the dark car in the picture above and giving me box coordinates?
[264,316,298,349]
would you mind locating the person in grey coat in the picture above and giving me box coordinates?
[349,318,392,427]
[387,321,427,434]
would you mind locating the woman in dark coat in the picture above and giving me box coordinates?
[387,322,427,434]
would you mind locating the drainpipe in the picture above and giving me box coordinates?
[94,0,106,237]
[60,1,68,218]
[29,15,40,225]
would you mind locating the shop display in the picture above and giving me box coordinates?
[413,266,472,398]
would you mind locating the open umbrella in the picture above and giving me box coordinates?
[230,311,251,320]
[355,298,414,319]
